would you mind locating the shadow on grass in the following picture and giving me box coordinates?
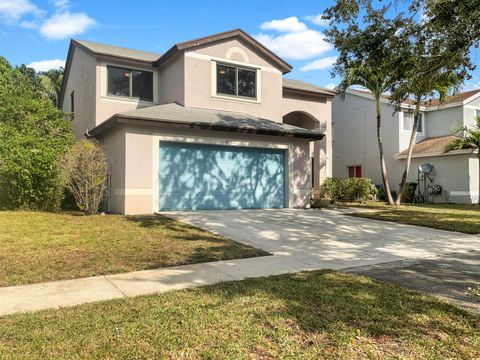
[351,210,480,234]
[124,214,270,265]
[200,270,479,342]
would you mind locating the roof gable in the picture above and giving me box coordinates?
[155,29,292,74]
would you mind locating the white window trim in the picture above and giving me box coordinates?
[210,60,262,104]
[400,111,425,135]
[99,61,158,104]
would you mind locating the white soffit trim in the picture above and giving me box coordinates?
[345,89,480,112]
[394,149,474,159]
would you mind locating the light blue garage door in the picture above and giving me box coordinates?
[159,142,286,210]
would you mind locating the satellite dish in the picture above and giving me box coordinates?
[419,163,433,174]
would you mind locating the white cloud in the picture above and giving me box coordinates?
[0,0,42,23]
[51,0,70,11]
[462,81,480,91]
[305,14,329,27]
[324,83,337,90]
[20,20,38,29]
[40,11,96,40]
[300,56,337,71]
[255,30,332,60]
[260,16,307,33]
[27,59,65,72]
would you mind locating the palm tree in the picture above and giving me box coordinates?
[325,7,409,205]
[39,68,64,107]
[445,115,480,204]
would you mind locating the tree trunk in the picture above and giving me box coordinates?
[375,99,395,205]
[396,99,422,205]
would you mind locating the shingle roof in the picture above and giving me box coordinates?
[397,135,463,156]
[350,89,480,108]
[74,39,161,62]
[283,79,337,96]
[90,103,324,140]
[420,89,480,107]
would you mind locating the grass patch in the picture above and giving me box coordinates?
[0,270,478,359]
[349,203,480,234]
[0,211,268,287]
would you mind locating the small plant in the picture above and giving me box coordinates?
[466,285,480,298]
[59,140,108,215]
[321,177,373,203]
[311,197,333,209]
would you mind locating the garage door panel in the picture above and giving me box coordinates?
[159,142,285,210]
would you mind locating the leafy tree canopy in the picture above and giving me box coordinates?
[0,56,73,211]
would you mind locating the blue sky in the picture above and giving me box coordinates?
[0,0,479,90]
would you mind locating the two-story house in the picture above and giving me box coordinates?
[332,88,480,204]
[59,29,335,214]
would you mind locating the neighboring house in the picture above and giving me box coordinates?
[332,89,480,204]
[59,29,335,214]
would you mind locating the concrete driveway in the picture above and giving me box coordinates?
[166,208,480,270]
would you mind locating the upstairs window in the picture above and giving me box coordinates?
[403,112,424,133]
[216,63,256,99]
[476,109,480,118]
[107,65,153,102]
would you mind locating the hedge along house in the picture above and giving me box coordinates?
[59,29,336,214]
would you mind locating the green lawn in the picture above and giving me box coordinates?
[349,203,480,234]
[0,270,478,359]
[0,211,268,287]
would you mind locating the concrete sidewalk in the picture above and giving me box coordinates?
[2,209,479,317]
[0,254,371,317]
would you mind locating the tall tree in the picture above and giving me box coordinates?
[0,56,74,210]
[325,5,409,205]
[40,68,64,107]
[444,115,480,204]
[390,20,469,204]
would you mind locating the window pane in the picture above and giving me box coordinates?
[107,66,130,97]
[132,70,153,101]
[403,113,413,131]
[216,64,236,96]
[417,114,423,133]
[476,109,480,118]
[348,166,355,178]
[355,166,362,178]
[237,68,256,98]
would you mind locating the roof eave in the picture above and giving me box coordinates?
[283,86,337,98]
[89,114,324,141]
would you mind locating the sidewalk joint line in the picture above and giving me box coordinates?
[103,276,128,297]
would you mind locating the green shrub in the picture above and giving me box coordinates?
[321,177,373,203]
[0,56,74,211]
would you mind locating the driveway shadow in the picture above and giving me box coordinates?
[347,251,480,313]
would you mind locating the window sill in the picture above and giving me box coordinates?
[101,95,155,106]
[211,93,261,104]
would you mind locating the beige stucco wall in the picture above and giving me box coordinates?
[62,46,96,139]
[99,125,126,214]
[157,55,185,105]
[282,91,333,188]
[105,124,312,215]
[183,38,284,121]
[94,59,159,127]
